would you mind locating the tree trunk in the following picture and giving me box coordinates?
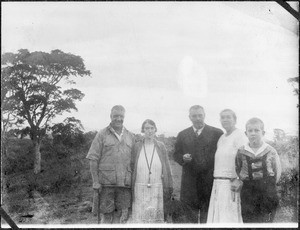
[33,140,42,174]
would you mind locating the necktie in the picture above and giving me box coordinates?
[195,129,200,136]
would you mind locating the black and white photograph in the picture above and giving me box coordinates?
[1,1,298,228]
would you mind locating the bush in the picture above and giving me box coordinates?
[3,138,34,175]
[36,143,75,194]
[34,137,92,195]
[268,136,299,189]
[51,117,86,148]
[83,131,97,148]
[3,132,93,216]
[156,135,176,160]
[267,135,299,221]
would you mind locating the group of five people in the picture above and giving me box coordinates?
[86,105,281,224]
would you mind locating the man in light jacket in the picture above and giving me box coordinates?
[86,105,135,223]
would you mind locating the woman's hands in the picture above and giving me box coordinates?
[230,178,243,192]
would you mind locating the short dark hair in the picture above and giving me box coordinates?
[141,119,157,133]
[111,105,125,114]
[246,117,264,131]
[220,109,237,121]
[189,105,205,114]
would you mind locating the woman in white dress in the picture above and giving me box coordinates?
[131,119,173,223]
[207,109,247,223]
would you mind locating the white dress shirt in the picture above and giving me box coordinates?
[192,125,205,136]
[111,127,124,141]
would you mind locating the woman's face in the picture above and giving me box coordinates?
[220,111,236,132]
[143,123,156,139]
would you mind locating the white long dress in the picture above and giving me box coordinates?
[207,129,247,223]
[132,143,164,223]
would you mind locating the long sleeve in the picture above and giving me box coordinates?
[86,131,103,185]
[131,143,139,173]
[173,133,184,166]
[89,160,99,184]
[265,147,282,183]
[235,150,243,178]
[163,144,173,193]
[86,131,103,161]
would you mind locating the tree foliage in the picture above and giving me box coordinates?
[287,77,299,107]
[51,117,85,147]
[1,49,91,173]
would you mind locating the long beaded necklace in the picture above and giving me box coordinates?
[143,141,156,188]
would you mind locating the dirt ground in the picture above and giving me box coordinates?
[1,160,297,227]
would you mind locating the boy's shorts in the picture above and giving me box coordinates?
[241,177,278,223]
[99,187,131,214]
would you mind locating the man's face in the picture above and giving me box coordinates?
[110,109,125,130]
[189,108,205,129]
[245,123,265,145]
[220,111,236,131]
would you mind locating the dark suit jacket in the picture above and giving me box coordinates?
[173,124,223,209]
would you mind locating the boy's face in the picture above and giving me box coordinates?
[245,123,265,145]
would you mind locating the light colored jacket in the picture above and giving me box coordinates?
[235,143,281,183]
[86,125,135,187]
[131,138,173,214]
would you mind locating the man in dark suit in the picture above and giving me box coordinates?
[173,105,223,223]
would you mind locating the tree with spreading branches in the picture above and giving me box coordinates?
[1,49,91,174]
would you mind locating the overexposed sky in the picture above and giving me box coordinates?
[1,2,299,137]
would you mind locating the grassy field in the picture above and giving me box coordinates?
[1,135,298,226]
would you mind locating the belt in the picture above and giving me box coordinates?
[214,177,235,180]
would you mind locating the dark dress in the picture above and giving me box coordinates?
[173,124,223,223]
